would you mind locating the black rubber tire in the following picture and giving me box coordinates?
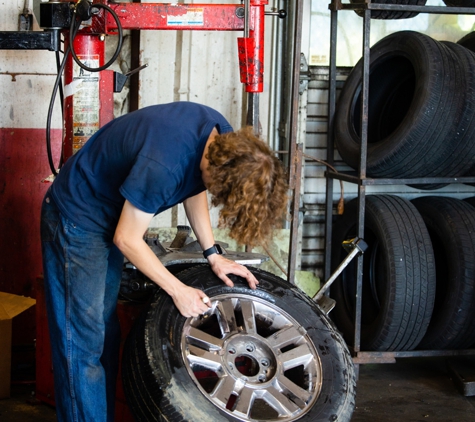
[351,0,427,20]
[458,31,475,51]
[412,196,475,350]
[334,31,469,182]
[409,41,475,189]
[122,266,356,422]
[463,196,475,208]
[443,0,475,6]
[457,32,475,183]
[330,195,436,351]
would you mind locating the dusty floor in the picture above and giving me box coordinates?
[0,357,474,421]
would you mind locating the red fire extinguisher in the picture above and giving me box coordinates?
[61,0,121,162]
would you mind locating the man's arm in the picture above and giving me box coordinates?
[183,191,258,289]
[113,200,211,317]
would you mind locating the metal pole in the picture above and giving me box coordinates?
[286,0,304,285]
[354,6,371,356]
[324,3,339,282]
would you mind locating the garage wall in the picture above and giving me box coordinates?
[0,0,64,346]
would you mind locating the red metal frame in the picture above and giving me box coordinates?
[102,1,267,94]
[61,0,268,159]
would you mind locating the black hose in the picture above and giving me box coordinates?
[46,23,78,176]
[69,3,124,73]
[55,50,65,168]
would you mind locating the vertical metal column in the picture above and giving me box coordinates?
[324,5,339,282]
[286,0,304,285]
[353,7,371,356]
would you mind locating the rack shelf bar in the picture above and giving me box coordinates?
[326,171,475,186]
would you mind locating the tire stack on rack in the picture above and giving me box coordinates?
[330,0,475,352]
[335,30,475,184]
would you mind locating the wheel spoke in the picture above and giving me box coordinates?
[240,299,257,334]
[186,326,223,351]
[280,343,315,371]
[216,299,238,334]
[210,375,237,407]
[276,375,312,407]
[267,325,305,350]
[187,344,223,372]
[233,386,254,418]
[261,386,300,416]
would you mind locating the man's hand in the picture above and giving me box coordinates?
[114,201,213,318]
[170,283,212,318]
[207,254,259,289]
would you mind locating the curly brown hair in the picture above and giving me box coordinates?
[206,127,289,247]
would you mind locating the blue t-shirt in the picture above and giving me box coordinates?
[50,102,233,236]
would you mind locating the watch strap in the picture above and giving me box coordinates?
[203,244,223,259]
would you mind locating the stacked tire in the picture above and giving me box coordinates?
[330,195,436,351]
[334,30,475,187]
[350,0,427,20]
[330,195,475,351]
[412,197,475,350]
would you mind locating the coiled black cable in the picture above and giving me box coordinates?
[70,3,124,73]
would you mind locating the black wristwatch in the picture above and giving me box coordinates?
[203,244,223,259]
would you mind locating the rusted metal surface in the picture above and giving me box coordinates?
[353,352,396,365]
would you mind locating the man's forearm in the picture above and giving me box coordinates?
[183,191,215,251]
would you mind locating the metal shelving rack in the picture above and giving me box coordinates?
[324,0,475,370]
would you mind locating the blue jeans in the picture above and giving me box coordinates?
[40,191,124,422]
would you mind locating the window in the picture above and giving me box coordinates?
[309,0,475,67]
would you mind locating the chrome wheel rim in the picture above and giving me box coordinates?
[181,294,322,421]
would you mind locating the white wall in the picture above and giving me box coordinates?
[0,0,62,131]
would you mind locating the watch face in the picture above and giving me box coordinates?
[215,244,223,254]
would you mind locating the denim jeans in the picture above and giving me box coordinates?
[41,190,124,422]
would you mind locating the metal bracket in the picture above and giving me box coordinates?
[313,237,368,314]
[114,63,148,92]
[0,30,60,51]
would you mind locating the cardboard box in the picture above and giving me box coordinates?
[0,291,36,399]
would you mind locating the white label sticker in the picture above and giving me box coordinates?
[72,56,100,154]
[167,8,204,26]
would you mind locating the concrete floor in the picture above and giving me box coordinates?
[1,357,474,421]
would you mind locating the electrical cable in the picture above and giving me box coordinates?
[69,3,123,73]
[55,50,65,168]
[46,24,78,176]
